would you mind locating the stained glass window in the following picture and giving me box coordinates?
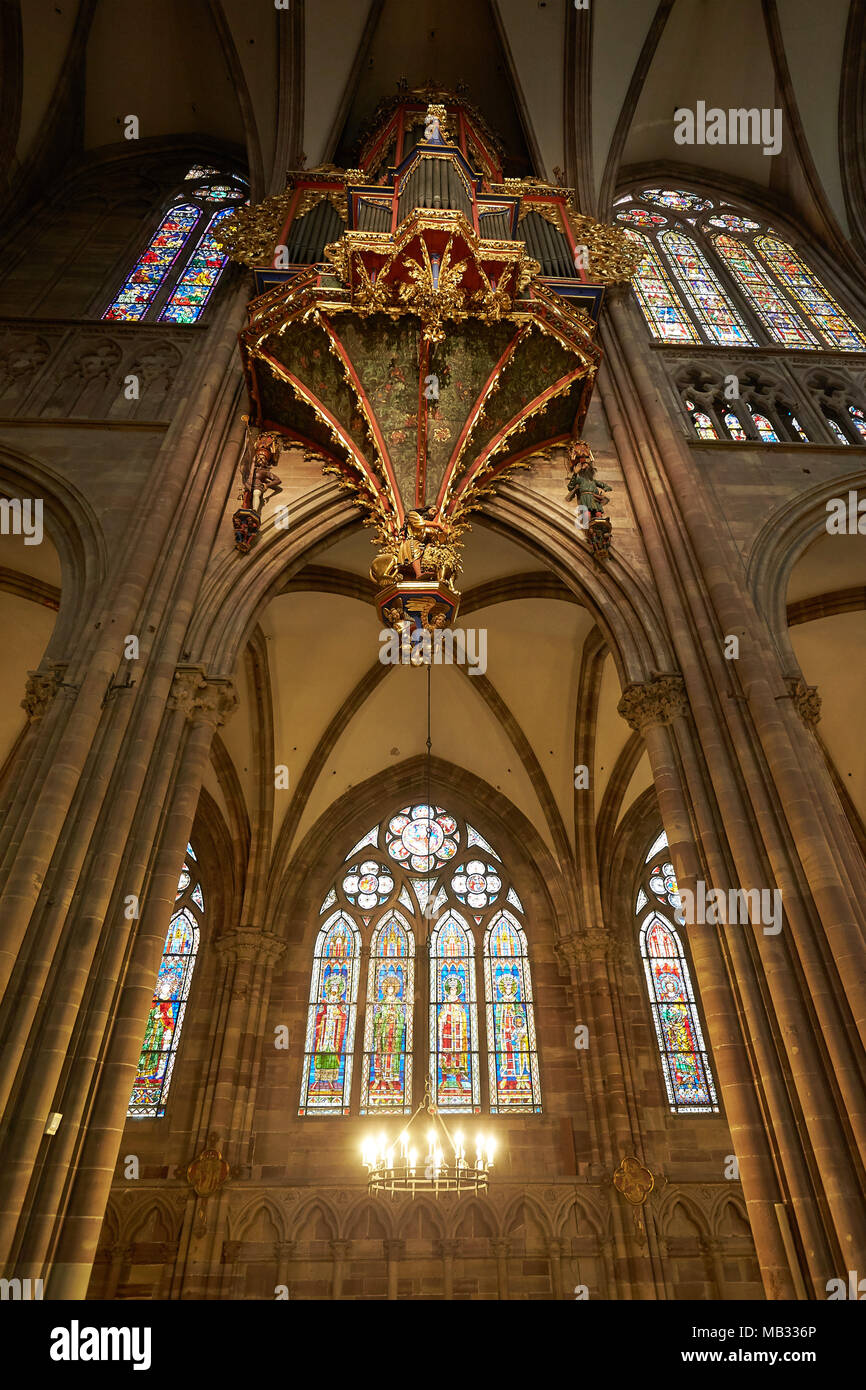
[637,831,718,1114]
[158,207,234,324]
[825,413,850,445]
[616,208,667,227]
[360,911,414,1113]
[430,911,480,1112]
[105,176,243,324]
[300,804,540,1115]
[623,231,700,343]
[298,911,360,1114]
[723,410,747,441]
[711,234,818,347]
[749,407,779,443]
[103,205,201,321]
[849,406,866,442]
[660,229,756,345]
[128,853,203,1118]
[685,398,718,439]
[707,213,760,232]
[484,911,541,1112]
[641,188,713,213]
[756,237,866,350]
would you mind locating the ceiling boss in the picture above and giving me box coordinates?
[219,86,640,626]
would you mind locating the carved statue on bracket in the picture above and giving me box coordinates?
[232,419,287,554]
[565,440,612,560]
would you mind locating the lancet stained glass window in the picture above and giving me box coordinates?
[303,803,540,1115]
[484,911,541,1112]
[128,852,204,1117]
[659,229,755,345]
[299,911,360,1114]
[756,237,866,349]
[360,911,414,1113]
[637,831,718,1113]
[711,235,819,347]
[430,911,480,1112]
[617,187,866,363]
[104,177,245,324]
[685,399,718,439]
[623,230,700,343]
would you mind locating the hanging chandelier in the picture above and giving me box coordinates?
[362,1078,495,1197]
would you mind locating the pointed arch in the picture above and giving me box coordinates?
[298,909,361,1114]
[483,909,541,1113]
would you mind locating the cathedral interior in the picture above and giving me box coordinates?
[1,0,866,1310]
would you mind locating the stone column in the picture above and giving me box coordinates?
[330,1239,350,1299]
[385,1238,404,1300]
[546,1236,566,1300]
[436,1237,459,1300]
[491,1236,511,1300]
[43,674,237,1299]
[274,1239,295,1297]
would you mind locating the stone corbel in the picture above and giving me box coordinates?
[21,662,70,720]
[783,675,821,726]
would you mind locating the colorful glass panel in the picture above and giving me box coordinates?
[128,855,202,1118]
[185,164,221,178]
[749,408,779,443]
[484,911,541,1112]
[825,413,850,445]
[360,912,414,1113]
[103,204,200,321]
[641,188,713,213]
[660,229,755,345]
[158,207,234,324]
[386,804,458,872]
[724,410,747,441]
[756,237,866,349]
[706,214,760,232]
[450,860,502,908]
[616,208,667,227]
[711,235,818,347]
[623,231,700,343]
[430,912,479,1111]
[685,399,718,440]
[195,184,246,201]
[299,911,360,1114]
[849,406,866,442]
[342,860,394,907]
[640,912,718,1113]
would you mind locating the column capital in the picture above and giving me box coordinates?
[784,676,821,726]
[273,1240,296,1259]
[435,1238,461,1258]
[214,927,286,966]
[329,1239,351,1258]
[545,1237,567,1257]
[384,1239,405,1258]
[617,673,688,732]
[556,927,611,966]
[490,1237,511,1256]
[170,666,238,728]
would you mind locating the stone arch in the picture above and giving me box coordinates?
[122,1197,180,1246]
[343,1197,392,1242]
[0,442,106,658]
[453,1197,498,1239]
[713,1194,752,1239]
[291,1196,339,1243]
[657,1191,710,1240]
[503,1192,552,1248]
[233,1196,285,1244]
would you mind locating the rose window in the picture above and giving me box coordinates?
[649,861,685,924]
[386,804,459,872]
[342,861,395,908]
[450,861,502,909]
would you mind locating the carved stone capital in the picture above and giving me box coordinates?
[21,664,67,720]
[785,676,821,726]
[214,927,286,967]
[435,1239,461,1258]
[329,1239,351,1258]
[170,666,238,728]
[556,927,611,966]
[221,1240,242,1263]
[384,1239,405,1259]
[490,1237,511,1257]
[617,674,688,732]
